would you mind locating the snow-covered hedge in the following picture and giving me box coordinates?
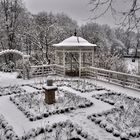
[0,86,26,96]
[10,90,93,121]
[87,107,140,140]
[54,79,105,93]
[92,91,140,106]
[0,114,19,140]
[21,79,105,93]
[20,120,98,140]
[21,84,42,90]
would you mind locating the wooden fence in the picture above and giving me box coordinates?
[81,66,140,89]
[30,65,55,77]
[29,64,140,90]
[30,64,64,77]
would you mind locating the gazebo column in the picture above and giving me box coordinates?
[92,49,94,67]
[138,58,140,75]
[63,49,66,76]
[22,56,26,80]
[55,50,57,65]
[79,49,82,77]
[83,52,85,67]
[70,52,72,72]
[22,55,30,79]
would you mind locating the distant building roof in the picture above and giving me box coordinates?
[53,36,97,48]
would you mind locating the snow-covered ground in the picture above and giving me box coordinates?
[124,58,139,74]
[0,72,140,140]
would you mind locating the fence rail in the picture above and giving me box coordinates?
[29,64,140,90]
[54,64,64,76]
[82,66,140,89]
[30,64,55,77]
[30,64,64,77]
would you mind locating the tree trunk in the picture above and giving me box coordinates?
[1,42,8,64]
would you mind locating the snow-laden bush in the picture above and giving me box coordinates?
[100,119,107,128]
[0,86,25,96]
[105,124,114,133]
[21,120,98,140]
[120,132,129,140]
[113,129,120,137]
[0,114,18,140]
[54,79,102,93]
[130,129,140,137]
[1,61,15,72]
[94,118,102,124]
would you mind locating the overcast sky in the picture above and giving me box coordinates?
[23,0,115,27]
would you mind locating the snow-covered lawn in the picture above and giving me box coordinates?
[124,58,138,74]
[0,72,140,140]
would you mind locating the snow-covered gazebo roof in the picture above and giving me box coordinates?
[53,36,97,49]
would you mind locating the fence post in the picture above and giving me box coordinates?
[42,65,44,77]
[134,77,138,88]
[122,75,126,87]
[96,70,98,80]
[85,67,87,77]
[108,72,111,82]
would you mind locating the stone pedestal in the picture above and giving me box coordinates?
[43,78,57,104]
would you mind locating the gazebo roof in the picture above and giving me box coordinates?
[53,36,97,48]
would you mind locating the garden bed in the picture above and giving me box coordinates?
[0,114,19,140]
[0,86,26,96]
[88,104,140,140]
[92,91,140,106]
[21,120,98,140]
[0,115,98,140]
[10,90,93,121]
[54,79,105,93]
[21,84,42,90]
[92,91,140,139]
[21,79,105,93]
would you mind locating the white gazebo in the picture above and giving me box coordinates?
[53,36,97,77]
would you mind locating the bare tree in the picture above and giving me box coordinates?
[90,0,140,31]
[0,0,26,61]
[19,12,78,65]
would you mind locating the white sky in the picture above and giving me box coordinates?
[23,0,116,27]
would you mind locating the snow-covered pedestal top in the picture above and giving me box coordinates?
[42,85,57,90]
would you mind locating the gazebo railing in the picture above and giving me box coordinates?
[54,64,64,76]
[30,64,65,77]
[29,64,140,90]
[81,66,140,90]
[30,64,56,77]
